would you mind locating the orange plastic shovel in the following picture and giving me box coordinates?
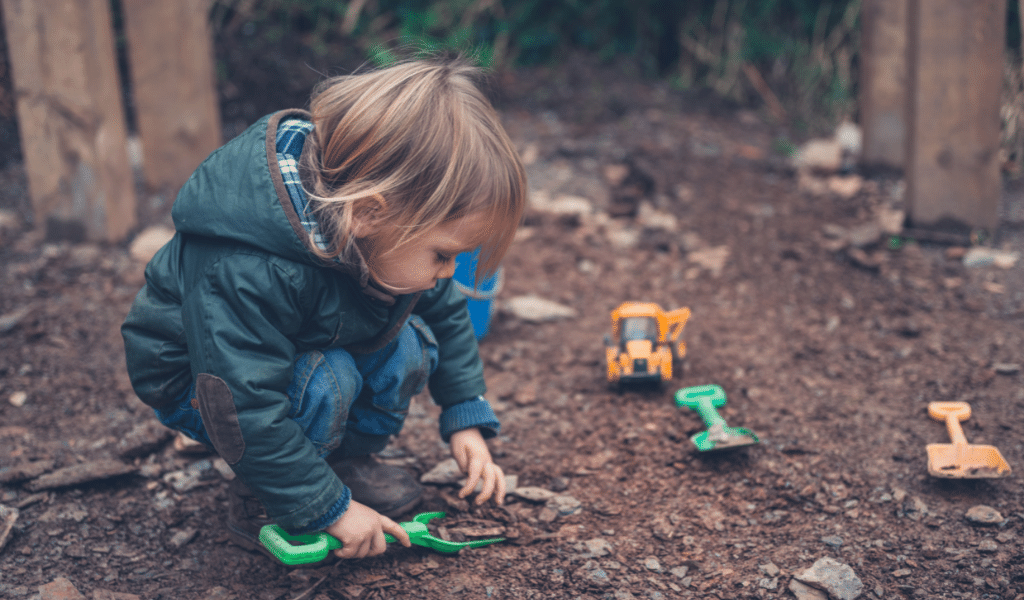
[926,401,1011,479]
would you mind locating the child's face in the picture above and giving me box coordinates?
[363,212,486,294]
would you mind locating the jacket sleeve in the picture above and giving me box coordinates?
[181,251,347,533]
[414,279,499,441]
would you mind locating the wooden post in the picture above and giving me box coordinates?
[859,0,908,170]
[1,0,136,242]
[121,0,222,224]
[905,0,1005,233]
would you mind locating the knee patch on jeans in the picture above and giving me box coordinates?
[195,373,246,464]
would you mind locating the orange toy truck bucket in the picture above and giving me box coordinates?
[926,402,1011,479]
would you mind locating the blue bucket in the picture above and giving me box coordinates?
[453,249,503,340]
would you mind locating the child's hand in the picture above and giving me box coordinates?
[450,428,506,506]
[324,500,411,559]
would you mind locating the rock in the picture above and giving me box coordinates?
[25,460,137,491]
[977,539,999,553]
[502,295,577,322]
[794,557,864,600]
[759,563,780,577]
[827,175,863,198]
[965,505,1003,525]
[420,458,462,485]
[636,201,678,232]
[962,247,1020,269]
[993,363,1021,375]
[129,226,176,263]
[39,577,86,600]
[687,245,730,277]
[759,577,778,590]
[821,535,844,548]
[846,222,882,248]
[793,138,843,172]
[789,580,828,600]
[0,504,18,551]
[0,306,31,334]
[546,494,582,516]
[576,538,614,558]
[643,556,663,572]
[8,391,27,407]
[168,527,197,549]
[117,419,174,458]
[576,560,612,587]
[162,459,216,492]
[877,208,905,235]
[510,486,558,502]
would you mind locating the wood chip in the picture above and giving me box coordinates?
[24,460,137,491]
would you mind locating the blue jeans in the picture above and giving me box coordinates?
[154,315,439,458]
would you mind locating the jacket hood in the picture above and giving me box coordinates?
[172,110,327,268]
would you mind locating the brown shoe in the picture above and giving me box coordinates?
[226,479,335,566]
[225,478,275,556]
[328,455,423,518]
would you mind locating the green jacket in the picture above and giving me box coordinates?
[122,110,491,531]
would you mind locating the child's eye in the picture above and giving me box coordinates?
[435,252,453,264]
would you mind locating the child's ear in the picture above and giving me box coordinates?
[350,194,387,238]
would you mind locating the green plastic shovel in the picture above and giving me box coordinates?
[259,511,504,566]
[675,384,759,451]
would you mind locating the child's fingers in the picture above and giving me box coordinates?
[381,515,411,547]
[458,455,484,499]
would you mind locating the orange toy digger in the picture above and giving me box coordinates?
[604,302,691,389]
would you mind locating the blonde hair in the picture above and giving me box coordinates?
[300,57,527,283]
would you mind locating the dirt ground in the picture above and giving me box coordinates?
[2,51,1024,600]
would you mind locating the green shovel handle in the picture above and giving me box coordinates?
[675,384,728,428]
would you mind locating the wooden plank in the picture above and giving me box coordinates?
[121,0,222,223]
[906,0,1005,232]
[859,0,908,169]
[0,0,136,242]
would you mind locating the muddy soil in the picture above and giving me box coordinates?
[2,52,1024,600]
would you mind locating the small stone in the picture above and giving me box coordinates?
[759,577,778,590]
[117,419,174,458]
[91,590,142,600]
[965,505,1003,525]
[759,563,780,577]
[576,538,613,558]
[977,539,999,553]
[821,535,843,548]
[669,566,689,579]
[509,486,558,502]
[8,391,27,407]
[545,494,581,516]
[788,579,828,600]
[0,504,18,551]
[502,295,577,322]
[992,363,1021,375]
[643,556,662,572]
[892,568,912,578]
[576,560,611,588]
[419,458,462,485]
[129,226,175,263]
[39,577,86,600]
[169,527,197,548]
[794,557,864,600]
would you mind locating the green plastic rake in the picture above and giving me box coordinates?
[675,384,760,451]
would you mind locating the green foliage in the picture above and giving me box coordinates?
[210,0,868,127]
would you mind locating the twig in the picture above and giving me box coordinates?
[741,63,787,122]
[289,561,342,600]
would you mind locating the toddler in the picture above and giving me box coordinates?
[121,57,526,560]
